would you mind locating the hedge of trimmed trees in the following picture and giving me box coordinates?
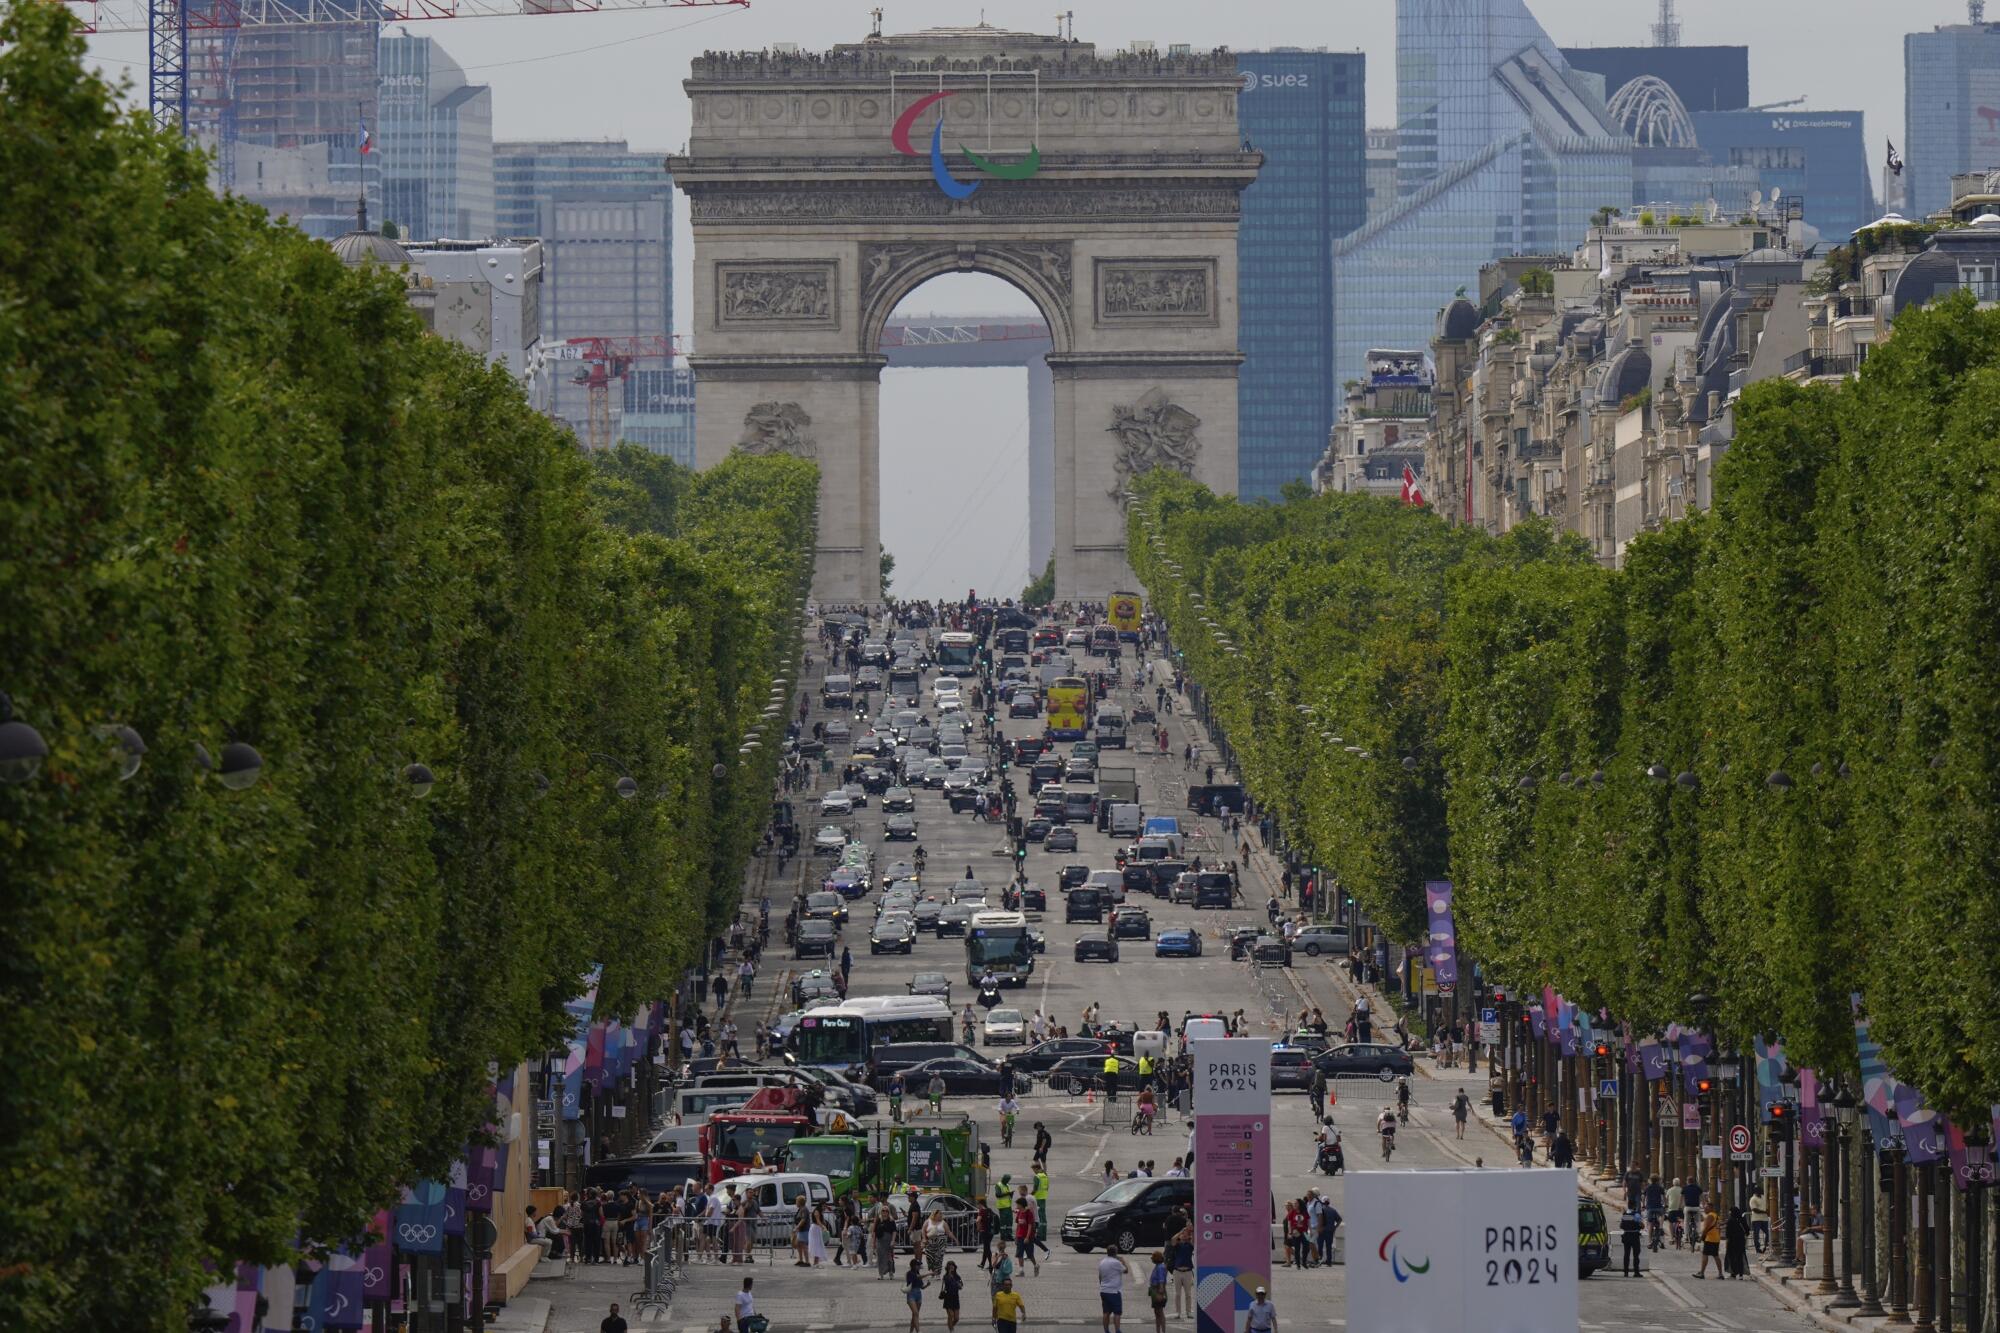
[1127,292,2000,1132]
[0,7,815,1326]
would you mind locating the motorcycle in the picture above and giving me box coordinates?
[977,981,1003,1012]
[1314,1138,1345,1176]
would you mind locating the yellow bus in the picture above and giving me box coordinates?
[1045,676,1090,740]
[1107,591,1144,640]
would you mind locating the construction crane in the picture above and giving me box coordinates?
[552,335,680,452]
[1748,96,1809,113]
[55,0,748,189]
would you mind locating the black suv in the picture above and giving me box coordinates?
[1011,1036,1119,1073]
[1194,878,1235,909]
[1062,1177,1194,1254]
[1112,907,1152,939]
[1066,887,1107,923]
[1269,1047,1316,1091]
[794,920,838,959]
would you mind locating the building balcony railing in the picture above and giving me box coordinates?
[1833,294,1879,319]
[1782,350,1860,380]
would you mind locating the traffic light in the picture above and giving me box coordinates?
[1593,1042,1611,1059]
[1767,1101,1796,1138]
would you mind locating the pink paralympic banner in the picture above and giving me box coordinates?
[1422,880,1457,990]
[1191,1039,1271,1333]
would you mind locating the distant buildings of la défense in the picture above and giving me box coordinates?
[199,1,2000,501]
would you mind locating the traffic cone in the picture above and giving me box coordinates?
[1087,1087,1096,1104]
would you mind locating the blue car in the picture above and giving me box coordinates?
[1155,929,1203,958]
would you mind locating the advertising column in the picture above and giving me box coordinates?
[1191,1039,1272,1333]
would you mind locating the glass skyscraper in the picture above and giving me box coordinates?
[1905,21,2000,221]
[1690,110,1873,242]
[493,142,673,438]
[378,32,494,243]
[1333,0,1632,389]
[1234,49,1367,500]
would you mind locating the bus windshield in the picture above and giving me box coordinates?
[791,1014,865,1066]
[967,931,1033,968]
[936,633,979,673]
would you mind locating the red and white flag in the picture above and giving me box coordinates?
[1401,462,1425,506]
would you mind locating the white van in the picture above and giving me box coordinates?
[643,1124,706,1155]
[1182,1016,1229,1045]
[712,1172,834,1212]
[673,1086,755,1121]
[1109,803,1144,838]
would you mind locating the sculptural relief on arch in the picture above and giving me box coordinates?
[670,23,1260,602]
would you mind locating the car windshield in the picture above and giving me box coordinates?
[915,974,946,987]
[989,1009,1023,1024]
[1093,1178,1152,1205]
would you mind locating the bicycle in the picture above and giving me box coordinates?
[1647,1212,1664,1253]
[1379,1129,1396,1162]
[1001,1111,1017,1147]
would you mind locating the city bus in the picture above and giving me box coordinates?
[965,910,1036,986]
[936,630,980,676]
[1045,676,1090,739]
[786,996,954,1075]
[1107,591,1144,641]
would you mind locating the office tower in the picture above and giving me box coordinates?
[619,367,699,464]
[1333,0,1632,390]
[1366,128,1399,220]
[1234,48,1368,500]
[199,8,380,240]
[493,142,673,437]
[377,31,494,242]
[1905,17,2000,220]
[1689,110,1873,241]
[1560,46,1750,115]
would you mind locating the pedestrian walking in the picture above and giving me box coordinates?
[925,1209,951,1276]
[1246,1286,1277,1333]
[905,1258,928,1332]
[602,1302,629,1333]
[1168,1219,1195,1318]
[875,1203,900,1279]
[941,1261,963,1329]
[992,1277,1026,1333]
[1096,1250,1131,1333]
[1749,1192,1769,1253]
[1147,1252,1169,1333]
[1619,1206,1644,1276]
[1693,1204,1722,1278]
[1451,1088,1471,1140]
[1723,1207,1749,1278]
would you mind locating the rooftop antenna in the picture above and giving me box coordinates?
[1974,0,1988,23]
[870,6,882,37]
[1652,0,1681,46]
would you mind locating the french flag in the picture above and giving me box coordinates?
[358,116,372,155]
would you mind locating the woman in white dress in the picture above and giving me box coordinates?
[806,1202,832,1266]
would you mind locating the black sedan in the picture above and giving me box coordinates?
[1313,1042,1416,1081]
[1009,694,1040,717]
[860,765,895,793]
[1074,937,1120,963]
[1019,885,1048,912]
[1024,818,1052,842]
[882,787,917,813]
[1111,907,1151,940]
[1010,1037,1119,1073]
[870,913,917,954]
[1045,1054,1140,1096]
[794,920,838,959]
[901,1057,1007,1098]
[1059,864,1091,890]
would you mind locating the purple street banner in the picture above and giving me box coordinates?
[1638,1037,1670,1082]
[1799,1069,1825,1148]
[1854,999,1903,1148]
[493,1067,519,1177]
[560,969,601,1122]
[466,1143,498,1215]
[362,1210,393,1303]
[444,1159,468,1237]
[1192,1039,1271,1333]
[394,1180,448,1255]
[1895,1085,1943,1163]
[1557,1001,1579,1058]
[1422,880,1458,990]
[1753,1037,1785,1123]
[1542,985,1559,1034]
[1677,1031,1712,1097]
[1529,1008,1545,1042]
[301,1250,365,1331]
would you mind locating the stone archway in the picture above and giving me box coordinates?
[668,24,1260,602]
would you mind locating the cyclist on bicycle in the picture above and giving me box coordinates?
[961,1004,978,1045]
[1643,1175,1667,1250]
[997,1091,1021,1147]
[1134,1087,1157,1135]
[1395,1077,1411,1120]
[1376,1107,1397,1160]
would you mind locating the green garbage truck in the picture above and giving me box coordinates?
[781,1114,985,1201]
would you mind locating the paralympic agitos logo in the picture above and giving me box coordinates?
[1378,1230,1432,1282]
[891,91,1042,199]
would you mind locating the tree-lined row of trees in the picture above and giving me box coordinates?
[0,8,816,1326]
[1126,294,2000,1131]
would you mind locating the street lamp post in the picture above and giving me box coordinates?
[1833,1084,1861,1306]
[1860,1129,1887,1317]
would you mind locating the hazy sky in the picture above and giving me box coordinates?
[84,0,1940,596]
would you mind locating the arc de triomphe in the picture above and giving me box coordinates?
[668,24,1260,602]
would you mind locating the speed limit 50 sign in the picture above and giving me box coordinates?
[1729,1124,1752,1159]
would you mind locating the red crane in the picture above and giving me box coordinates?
[556,335,682,451]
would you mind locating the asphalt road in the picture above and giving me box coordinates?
[542,621,1824,1333]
